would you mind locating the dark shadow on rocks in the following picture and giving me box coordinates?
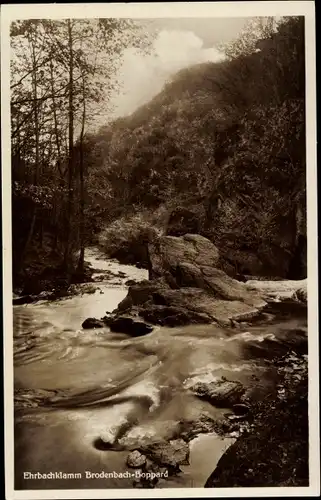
[82,317,105,329]
[204,376,308,488]
[107,317,154,337]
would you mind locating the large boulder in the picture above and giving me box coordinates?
[148,234,264,305]
[152,288,264,326]
[148,234,220,282]
[116,279,168,312]
[176,263,264,307]
[111,234,268,327]
[114,283,265,327]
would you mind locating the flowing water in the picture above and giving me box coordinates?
[13,248,308,490]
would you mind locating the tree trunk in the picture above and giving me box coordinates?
[49,56,62,171]
[18,208,37,277]
[64,19,74,278]
[77,73,86,276]
[31,36,40,187]
[18,34,39,273]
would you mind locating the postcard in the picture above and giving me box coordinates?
[2,2,319,498]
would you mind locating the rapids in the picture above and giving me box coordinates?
[13,248,307,490]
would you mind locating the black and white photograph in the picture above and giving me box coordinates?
[2,2,319,498]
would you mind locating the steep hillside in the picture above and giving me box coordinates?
[84,17,306,279]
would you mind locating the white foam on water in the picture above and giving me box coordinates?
[71,401,137,444]
[121,379,161,411]
[183,372,221,389]
[227,331,277,343]
[85,247,148,283]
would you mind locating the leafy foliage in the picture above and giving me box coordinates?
[11,18,151,284]
[84,17,306,277]
[12,16,307,286]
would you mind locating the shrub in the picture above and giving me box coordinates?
[98,210,165,267]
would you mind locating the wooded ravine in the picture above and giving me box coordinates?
[11,16,309,491]
[11,17,306,294]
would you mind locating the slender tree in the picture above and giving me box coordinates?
[11,17,152,283]
[77,66,86,274]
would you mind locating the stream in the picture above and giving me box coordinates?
[13,248,308,490]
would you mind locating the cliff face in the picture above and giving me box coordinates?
[85,18,306,279]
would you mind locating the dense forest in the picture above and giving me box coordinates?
[11,18,150,292]
[11,16,306,294]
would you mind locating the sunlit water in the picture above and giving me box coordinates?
[13,248,307,490]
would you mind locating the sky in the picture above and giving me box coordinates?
[108,17,248,120]
[10,16,250,137]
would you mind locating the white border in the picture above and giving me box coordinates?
[1,2,319,499]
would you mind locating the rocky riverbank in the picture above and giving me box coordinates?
[76,235,308,488]
[12,251,143,306]
[119,351,308,489]
[16,346,307,489]
[205,352,308,488]
[81,233,307,336]
[90,350,308,489]
[14,238,308,489]
[77,235,308,488]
